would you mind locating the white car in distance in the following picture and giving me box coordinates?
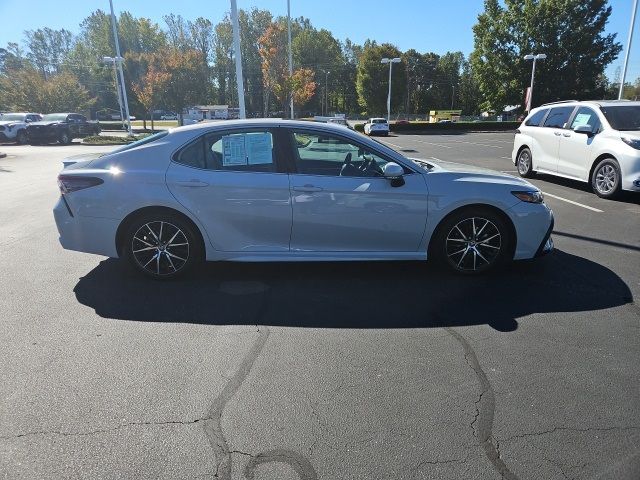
[0,112,41,144]
[54,119,554,279]
[364,117,389,136]
[513,100,640,198]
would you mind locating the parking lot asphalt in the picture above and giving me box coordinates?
[1,138,639,480]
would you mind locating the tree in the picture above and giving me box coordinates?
[356,42,406,116]
[160,49,209,123]
[24,28,73,79]
[471,0,622,112]
[133,61,170,131]
[258,22,317,116]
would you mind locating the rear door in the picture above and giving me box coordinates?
[536,106,576,172]
[557,106,601,180]
[165,127,292,252]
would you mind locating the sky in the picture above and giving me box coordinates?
[0,0,638,83]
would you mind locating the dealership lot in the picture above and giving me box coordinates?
[1,136,639,479]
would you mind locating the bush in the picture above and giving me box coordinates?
[354,121,520,133]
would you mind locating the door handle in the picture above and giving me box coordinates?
[553,131,562,136]
[293,185,323,192]
[563,133,571,137]
[174,180,209,187]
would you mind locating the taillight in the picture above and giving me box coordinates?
[57,175,103,194]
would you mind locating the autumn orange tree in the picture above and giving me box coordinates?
[258,22,316,116]
[132,60,170,131]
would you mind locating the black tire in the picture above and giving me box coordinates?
[123,213,201,280]
[591,157,621,199]
[58,131,71,145]
[430,207,512,275]
[16,130,28,145]
[516,147,534,178]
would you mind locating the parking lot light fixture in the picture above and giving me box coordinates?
[524,53,546,112]
[108,0,132,136]
[381,57,401,122]
[102,56,125,127]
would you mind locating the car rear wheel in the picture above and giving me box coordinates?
[123,214,201,279]
[431,208,512,275]
[516,147,534,178]
[591,158,621,199]
[58,131,71,145]
[16,130,28,144]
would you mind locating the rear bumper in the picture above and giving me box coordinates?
[53,196,120,257]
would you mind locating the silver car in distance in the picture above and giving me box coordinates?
[53,120,554,279]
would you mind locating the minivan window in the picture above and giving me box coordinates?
[600,106,640,131]
[525,109,547,126]
[570,107,601,133]
[542,106,575,129]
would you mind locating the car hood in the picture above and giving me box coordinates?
[411,158,536,188]
[28,121,60,127]
[0,120,24,126]
[620,131,640,140]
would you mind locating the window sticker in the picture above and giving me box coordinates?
[222,134,247,166]
[572,113,592,127]
[245,132,273,165]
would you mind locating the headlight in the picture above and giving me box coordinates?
[512,190,544,203]
[621,137,640,150]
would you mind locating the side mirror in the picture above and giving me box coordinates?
[573,124,593,135]
[383,162,405,187]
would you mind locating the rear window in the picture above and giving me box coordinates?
[542,106,575,129]
[525,109,547,126]
[371,119,387,124]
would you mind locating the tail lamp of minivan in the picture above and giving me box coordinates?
[57,175,104,194]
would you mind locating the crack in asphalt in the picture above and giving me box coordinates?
[501,425,640,442]
[445,327,520,480]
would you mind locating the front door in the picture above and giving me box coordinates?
[285,128,429,252]
[557,107,601,180]
[166,127,292,252]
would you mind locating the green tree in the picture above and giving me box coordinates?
[471,0,622,112]
[24,28,73,79]
[356,42,406,117]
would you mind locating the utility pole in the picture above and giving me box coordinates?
[287,0,294,119]
[524,53,547,112]
[325,71,330,116]
[451,85,455,110]
[619,0,638,99]
[103,56,125,128]
[108,0,132,135]
[230,0,246,118]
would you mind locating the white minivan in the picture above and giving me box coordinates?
[512,100,640,198]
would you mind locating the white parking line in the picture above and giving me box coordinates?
[408,136,453,148]
[378,139,404,149]
[500,156,513,160]
[452,140,505,149]
[542,192,603,212]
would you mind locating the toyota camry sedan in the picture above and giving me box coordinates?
[53,119,553,279]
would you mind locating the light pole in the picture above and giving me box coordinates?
[108,0,132,135]
[287,0,294,118]
[381,57,401,122]
[451,85,455,110]
[524,53,546,112]
[619,0,638,99]
[230,0,246,119]
[102,56,125,127]
[325,71,330,116]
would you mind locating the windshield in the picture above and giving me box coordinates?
[108,131,169,155]
[42,114,68,122]
[1,113,26,121]
[600,106,640,131]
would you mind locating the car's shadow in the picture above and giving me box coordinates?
[533,173,640,205]
[74,250,632,332]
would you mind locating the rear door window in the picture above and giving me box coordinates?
[543,106,575,129]
[525,109,548,126]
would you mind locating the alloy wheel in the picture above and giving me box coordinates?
[594,164,617,194]
[517,151,530,175]
[445,217,502,272]
[131,221,190,276]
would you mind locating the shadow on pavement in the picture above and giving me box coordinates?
[534,173,640,205]
[74,249,632,332]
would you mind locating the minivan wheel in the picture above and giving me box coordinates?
[123,214,200,279]
[591,158,621,199]
[431,208,512,275]
[516,147,534,178]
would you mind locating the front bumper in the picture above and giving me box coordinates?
[534,213,555,257]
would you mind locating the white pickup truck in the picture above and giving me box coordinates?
[363,117,389,136]
[0,112,42,144]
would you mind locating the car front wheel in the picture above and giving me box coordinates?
[591,158,621,199]
[16,130,28,144]
[58,131,71,145]
[124,214,200,279]
[516,147,534,178]
[431,208,512,275]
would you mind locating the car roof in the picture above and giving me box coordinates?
[170,118,357,134]
[537,100,640,110]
